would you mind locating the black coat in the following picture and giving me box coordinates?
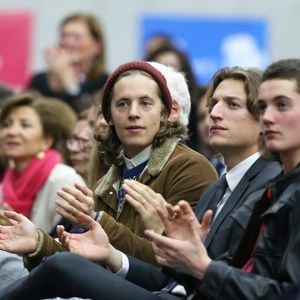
[197,165,300,300]
[126,158,282,298]
[28,72,109,113]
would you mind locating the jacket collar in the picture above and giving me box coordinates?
[94,137,179,197]
[262,164,300,216]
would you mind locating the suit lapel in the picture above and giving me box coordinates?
[204,157,267,247]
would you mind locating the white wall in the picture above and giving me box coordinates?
[0,0,299,74]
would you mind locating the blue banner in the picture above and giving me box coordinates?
[139,15,269,84]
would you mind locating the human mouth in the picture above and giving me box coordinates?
[71,158,84,167]
[4,141,21,149]
[264,129,279,139]
[125,126,145,133]
[209,125,226,134]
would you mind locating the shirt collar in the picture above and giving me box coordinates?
[124,145,152,170]
[226,152,260,192]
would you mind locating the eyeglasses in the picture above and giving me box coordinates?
[66,128,93,151]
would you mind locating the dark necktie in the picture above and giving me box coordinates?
[208,174,228,217]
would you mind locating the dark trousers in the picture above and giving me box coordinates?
[0,252,183,300]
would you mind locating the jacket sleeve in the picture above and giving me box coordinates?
[126,255,168,291]
[99,154,217,265]
[195,198,300,300]
[161,153,217,209]
[23,229,65,271]
[100,212,158,265]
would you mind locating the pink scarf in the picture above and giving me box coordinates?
[1,149,62,217]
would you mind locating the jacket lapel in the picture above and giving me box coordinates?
[93,137,179,207]
[204,157,267,247]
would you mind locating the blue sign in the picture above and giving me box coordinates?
[139,15,269,84]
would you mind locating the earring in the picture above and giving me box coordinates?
[36,150,45,160]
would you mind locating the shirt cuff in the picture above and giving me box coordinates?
[27,229,43,258]
[115,252,129,278]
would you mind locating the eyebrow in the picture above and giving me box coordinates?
[211,95,243,102]
[258,95,292,103]
[273,95,292,101]
[223,96,243,101]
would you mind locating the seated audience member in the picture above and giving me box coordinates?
[0,84,14,181]
[143,33,174,59]
[145,58,300,299]
[0,94,84,233]
[147,45,198,150]
[0,61,217,270]
[87,61,192,188]
[86,90,111,188]
[0,66,282,300]
[196,85,225,176]
[27,13,109,114]
[67,109,94,181]
[124,66,281,262]
[146,46,197,99]
[56,61,216,262]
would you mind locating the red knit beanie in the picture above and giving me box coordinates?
[101,61,173,122]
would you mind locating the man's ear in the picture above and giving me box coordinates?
[168,100,181,122]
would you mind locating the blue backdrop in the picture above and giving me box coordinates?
[139,15,269,84]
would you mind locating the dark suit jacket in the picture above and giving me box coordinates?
[195,157,282,261]
[126,157,282,294]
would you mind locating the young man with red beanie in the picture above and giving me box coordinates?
[0,61,217,270]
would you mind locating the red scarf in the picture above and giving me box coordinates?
[1,149,62,217]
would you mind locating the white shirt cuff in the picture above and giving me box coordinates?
[115,252,129,278]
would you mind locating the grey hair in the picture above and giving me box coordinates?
[148,61,191,126]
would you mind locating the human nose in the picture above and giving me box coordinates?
[128,103,140,118]
[60,33,76,48]
[261,105,275,126]
[209,102,223,121]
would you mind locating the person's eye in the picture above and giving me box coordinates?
[277,101,289,111]
[1,120,11,128]
[228,101,240,109]
[21,122,33,128]
[116,101,129,109]
[141,100,153,107]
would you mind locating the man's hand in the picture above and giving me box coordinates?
[157,200,212,242]
[123,180,167,233]
[57,212,110,262]
[0,211,39,255]
[145,214,211,280]
[56,183,96,226]
[57,212,122,272]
